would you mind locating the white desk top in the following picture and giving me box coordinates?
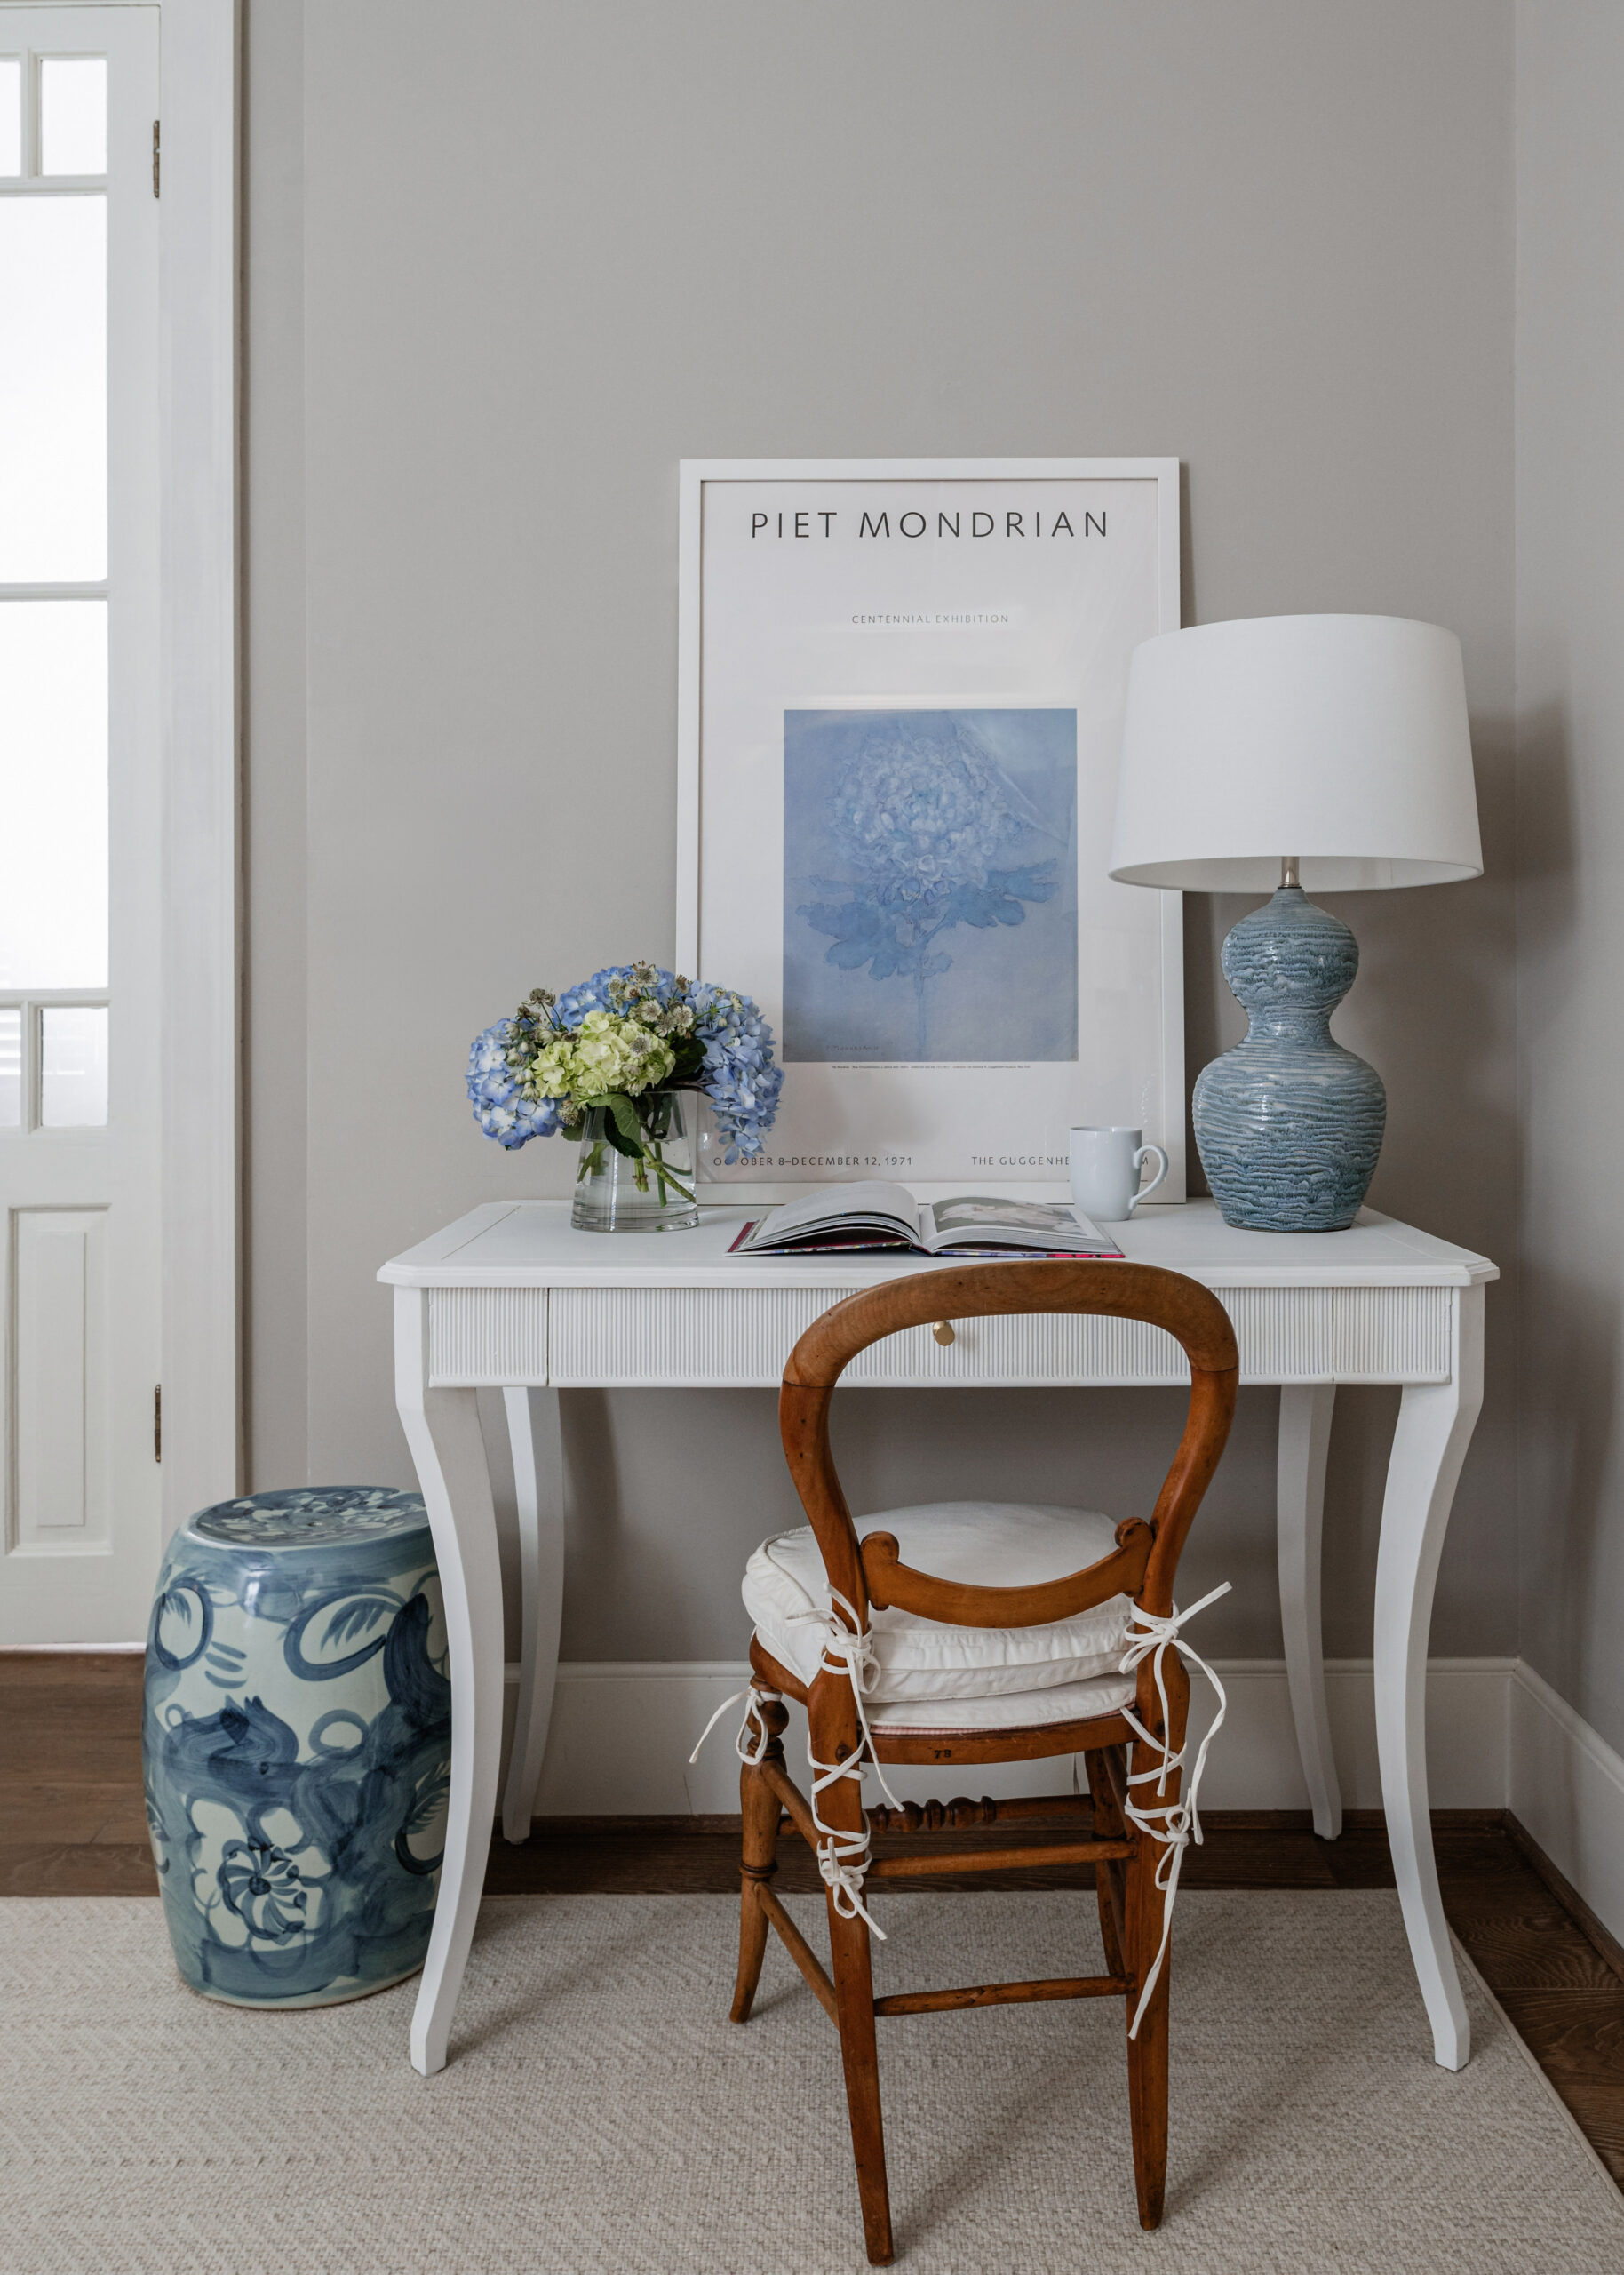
[379,1198,1497,1292]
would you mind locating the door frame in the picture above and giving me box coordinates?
[0,0,238,1618]
[154,0,239,1537]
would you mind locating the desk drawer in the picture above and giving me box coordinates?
[545,1283,1452,1387]
[547,1287,843,1386]
[548,1287,1197,1386]
[430,1281,1455,1388]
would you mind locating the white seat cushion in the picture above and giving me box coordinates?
[867,1673,1134,1729]
[742,1500,1134,1703]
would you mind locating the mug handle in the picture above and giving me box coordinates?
[1127,1144,1169,1216]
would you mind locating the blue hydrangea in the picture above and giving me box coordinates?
[554,964,685,1029]
[690,981,784,1162]
[466,1018,567,1148]
[467,969,782,1163]
[831,717,1023,894]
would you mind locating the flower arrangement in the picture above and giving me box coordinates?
[466,960,783,1207]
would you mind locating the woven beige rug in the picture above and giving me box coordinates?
[1,1888,1620,2274]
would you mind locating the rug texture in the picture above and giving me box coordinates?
[1,1888,1620,2274]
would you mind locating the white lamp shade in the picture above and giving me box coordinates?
[1109,614,1483,892]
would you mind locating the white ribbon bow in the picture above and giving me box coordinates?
[689,1682,784,1769]
[796,1587,900,1937]
[689,1585,898,1938]
[1116,1579,1231,2036]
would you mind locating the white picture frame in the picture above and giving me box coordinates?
[677,457,1183,1204]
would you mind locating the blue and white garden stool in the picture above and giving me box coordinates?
[143,1489,450,2008]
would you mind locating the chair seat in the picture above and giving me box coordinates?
[866,1672,1134,1728]
[742,1500,1133,1703]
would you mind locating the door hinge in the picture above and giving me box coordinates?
[154,1385,162,1463]
[152,119,160,197]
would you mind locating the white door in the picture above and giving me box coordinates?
[0,7,163,1642]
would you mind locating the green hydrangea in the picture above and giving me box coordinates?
[529,1010,676,1111]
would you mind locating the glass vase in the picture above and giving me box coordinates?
[570,1092,700,1233]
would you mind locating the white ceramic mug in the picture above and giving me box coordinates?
[1070,1126,1169,1222]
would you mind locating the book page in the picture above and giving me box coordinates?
[927,1195,1094,1241]
[752,1180,921,1242]
[919,1192,1105,1246]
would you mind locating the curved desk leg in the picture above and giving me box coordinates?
[1278,1384,1341,1840]
[394,1287,505,2079]
[1373,1282,1485,2071]
[500,1386,564,1845]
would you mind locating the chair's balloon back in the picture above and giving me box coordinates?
[779,1261,1239,1632]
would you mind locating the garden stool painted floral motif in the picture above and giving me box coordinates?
[143,1489,450,2008]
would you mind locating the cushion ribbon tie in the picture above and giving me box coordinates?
[793,1586,901,1938]
[689,1684,784,1769]
[1117,1578,1231,2037]
[688,1588,896,1937]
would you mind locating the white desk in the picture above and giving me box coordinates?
[380,1198,1496,2078]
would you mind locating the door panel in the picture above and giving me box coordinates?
[15,1208,108,1537]
[0,7,161,1642]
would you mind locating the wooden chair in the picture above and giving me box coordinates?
[725,1260,1238,2264]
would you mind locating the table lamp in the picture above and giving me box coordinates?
[1110,614,1482,1231]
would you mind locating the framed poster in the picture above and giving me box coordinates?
[676,458,1182,1201]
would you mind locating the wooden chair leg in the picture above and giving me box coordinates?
[1084,1746,1127,1977]
[811,1688,894,2268]
[827,1885,894,2265]
[1122,1664,1185,2233]
[730,1695,788,2024]
[1124,1824,1171,2230]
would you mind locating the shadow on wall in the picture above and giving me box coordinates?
[1519,1262,1620,1681]
[1514,696,1620,1696]
[1179,704,1519,1663]
[490,1382,1293,1666]
[1182,890,1248,1195]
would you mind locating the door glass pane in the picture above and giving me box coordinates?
[41,1007,107,1127]
[40,58,107,175]
[0,1008,20,1126]
[0,603,108,987]
[0,60,20,175]
[0,196,107,580]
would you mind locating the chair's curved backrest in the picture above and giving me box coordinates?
[780,1261,1238,1630]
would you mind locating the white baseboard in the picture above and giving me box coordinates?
[23,1636,1620,1951]
[0,1640,146,1653]
[1509,1659,1624,1952]
[499,1655,1518,1819]
[1185,1656,1513,1813]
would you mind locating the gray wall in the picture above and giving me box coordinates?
[244,1,1518,1668]
[1514,2,1624,1757]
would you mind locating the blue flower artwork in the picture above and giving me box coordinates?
[783,708,1079,1063]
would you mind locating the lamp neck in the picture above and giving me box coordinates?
[1279,856,1301,890]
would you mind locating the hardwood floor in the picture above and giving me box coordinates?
[1,1654,155,1895]
[6,1651,1621,2184]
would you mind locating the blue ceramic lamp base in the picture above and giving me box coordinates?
[1192,884,1386,1233]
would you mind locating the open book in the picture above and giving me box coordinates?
[729,1181,1121,1258]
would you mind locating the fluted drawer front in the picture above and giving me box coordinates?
[427,1288,549,1385]
[1333,1285,1451,1381]
[547,1287,846,1385]
[1217,1287,1332,1382]
[845,1312,1189,1385]
[1217,1285,1449,1383]
[548,1288,1190,1385]
[543,1287,1352,1386]
[427,1280,1455,1388]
